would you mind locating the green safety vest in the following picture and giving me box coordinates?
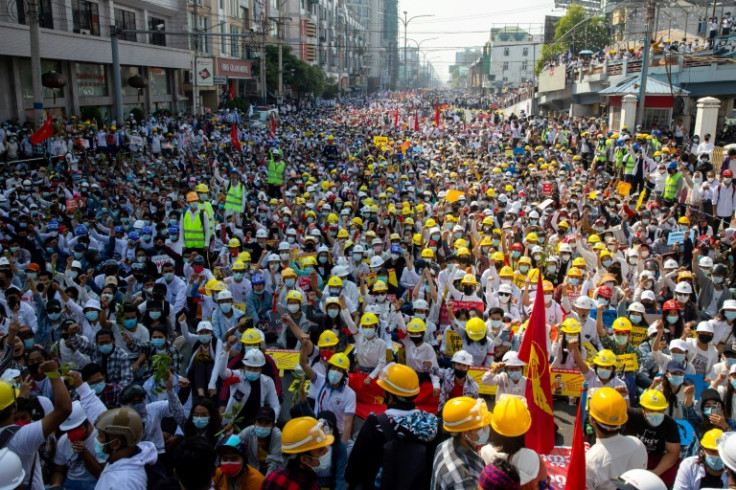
[204,201,214,223]
[225,182,243,211]
[663,172,681,200]
[615,148,626,165]
[267,158,285,185]
[623,153,635,174]
[183,210,205,248]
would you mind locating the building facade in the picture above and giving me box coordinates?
[487,26,539,94]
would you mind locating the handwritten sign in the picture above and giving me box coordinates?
[265,348,299,375]
[542,182,553,195]
[667,231,685,246]
[616,353,639,372]
[151,254,173,273]
[615,181,631,196]
[444,330,463,355]
[629,326,648,347]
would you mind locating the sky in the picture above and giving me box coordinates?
[396,0,564,83]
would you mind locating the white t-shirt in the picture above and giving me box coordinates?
[1,420,45,490]
[53,430,99,482]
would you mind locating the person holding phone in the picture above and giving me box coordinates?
[682,387,736,457]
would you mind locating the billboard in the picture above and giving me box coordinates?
[538,64,567,93]
[217,58,252,79]
[195,58,214,87]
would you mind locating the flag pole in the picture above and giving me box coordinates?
[579,381,588,430]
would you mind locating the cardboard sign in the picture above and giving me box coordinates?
[151,254,173,273]
[542,182,553,195]
[469,366,497,396]
[444,330,463,355]
[265,348,299,375]
[297,276,312,293]
[616,181,631,196]
[65,197,87,212]
[550,368,585,397]
[373,136,388,147]
[628,326,649,347]
[616,353,639,372]
[667,231,686,246]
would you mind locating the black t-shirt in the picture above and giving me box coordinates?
[624,407,680,454]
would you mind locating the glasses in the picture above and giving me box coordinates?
[498,292,511,297]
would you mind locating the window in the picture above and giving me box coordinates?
[114,8,136,41]
[219,0,224,10]
[72,0,99,35]
[149,17,165,46]
[503,47,509,56]
[523,47,529,56]
[196,16,209,53]
[241,6,249,27]
[502,76,508,82]
[230,26,240,57]
[221,24,227,56]
[502,62,509,70]
[150,68,170,95]
[15,0,53,28]
[521,61,528,72]
[74,62,107,97]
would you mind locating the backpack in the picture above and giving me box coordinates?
[0,425,21,449]
[106,133,115,146]
[376,414,432,490]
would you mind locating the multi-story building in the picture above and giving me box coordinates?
[487,26,540,94]
[0,0,190,122]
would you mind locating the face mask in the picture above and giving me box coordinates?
[245,371,260,382]
[668,375,684,387]
[597,368,612,380]
[706,454,725,471]
[602,260,613,268]
[726,179,733,185]
[164,272,174,282]
[548,265,557,274]
[85,310,99,322]
[73,252,84,260]
[220,462,242,478]
[192,416,210,429]
[363,327,376,339]
[198,334,212,344]
[151,338,166,349]
[519,266,529,274]
[668,352,686,364]
[667,315,679,324]
[645,412,665,427]
[255,426,272,438]
[731,379,736,390]
[90,381,105,394]
[233,272,244,281]
[123,319,137,330]
[629,314,642,324]
[375,293,387,303]
[598,299,609,308]
[471,425,490,445]
[544,294,553,303]
[98,344,113,355]
[614,334,628,346]
[287,303,301,314]
[507,370,523,381]
[511,251,521,259]
[328,370,343,385]
[94,438,111,461]
[676,294,689,303]
[698,334,713,344]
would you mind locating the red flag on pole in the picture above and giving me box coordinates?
[230,123,241,152]
[270,113,276,140]
[414,110,420,132]
[393,111,398,128]
[229,86,235,100]
[30,114,54,145]
[566,399,587,489]
[434,104,440,127]
[517,270,555,454]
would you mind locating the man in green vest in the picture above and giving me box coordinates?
[182,191,210,255]
[195,183,215,223]
[662,161,683,211]
[267,147,285,199]
[215,166,245,225]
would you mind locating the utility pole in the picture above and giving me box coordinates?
[28,0,44,128]
[636,0,655,127]
[277,21,282,104]
[403,11,407,91]
[111,26,124,125]
[261,1,268,105]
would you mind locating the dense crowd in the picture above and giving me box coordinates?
[4,94,736,490]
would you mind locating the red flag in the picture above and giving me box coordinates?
[30,114,54,145]
[566,401,586,489]
[393,111,398,128]
[229,86,235,100]
[434,104,440,127]
[414,110,420,132]
[518,270,555,454]
[230,123,241,152]
[270,113,276,140]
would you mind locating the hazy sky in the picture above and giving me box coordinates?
[396,0,564,83]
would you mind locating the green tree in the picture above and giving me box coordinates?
[252,45,327,98]
[535,4,610,74]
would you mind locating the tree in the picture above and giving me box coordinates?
[535,4,610,74]
[251,45,327,98]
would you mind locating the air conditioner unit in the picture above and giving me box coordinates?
[80,29,91,35]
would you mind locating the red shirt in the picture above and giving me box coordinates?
[449,379,464,399]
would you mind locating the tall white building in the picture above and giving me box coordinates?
[487,26,540,94]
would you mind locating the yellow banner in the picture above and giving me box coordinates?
[373,136,388,147]
[469,367,497,395]
[616,181,631,196]
[616,353,639,372]
[636,189,647,210]
[265,349,299,375]
[629,326,648,347]
[581,341,598,362]
[233,302,246,313]
[445,330,463,356]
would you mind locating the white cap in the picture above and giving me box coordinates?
[696,321,714,334]
[59,401,87,431]
[627,248,639,257]
[641,290,657,302]
[675,282,693,294]
[640,270,655,281]
[502,351,526,366]
[196,321,213,333]
[498,283,513,294]
[243,349,266,367]
[574,296,594,309]
[723,299,736,311]
[84,299,101,310]
[628,302,646,314]
[71,260,82,269]
[669,339,688,352]
[216,290,233,301]
[372,238,383,246]
[450,350,473,366]
[647,325,659,336]
[531,245,543,254]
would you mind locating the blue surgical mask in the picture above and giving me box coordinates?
[706,454,724,470]
[726,311,736,321]
[244,371,260,382]
[704,407,714,417]
[327,309,339,319]
[233,272,244,281]
[328,370,343,385]
[98,344,113,355]
[666,315,679,324]
[123,319,137,330]
[645,412,665,427]
[726,358,736,367]
[94,438,111,461]
[668,375,684,387]
[602,260,613,267]
[198,334,212,344]
[85,310,99,322]
[151,338,166,349]
[220,303,232,313]
[74,252,84,260]
[149,311,162,320]
[192,417,210,429]
[254,426,272,438]
[731,379,736,390]
[569,278,580,285]
[90,382,105,394]
[164,272,174,282]
[48,312,61,321]
[512,251,521,259]
[629,314,642,324]
[507,370,523,381]
[671,353,686,364]
[284,278,295,288]
[597,368,612,379]
[490,319,502,329]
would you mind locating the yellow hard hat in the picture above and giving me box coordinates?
[281,417,334,454]
[413,233,423,246]
[0,380,19,411]
[465,317,487,341]
[318,330,339,347]
[457,247,471,257]
[491,252,505,262]
[572,257,586,268]
[527,268,540,283]
[210,281,226,292]
[499,266,514,278]
[589,387,628,426]
[407,318,427,334]
[612,317,632,331]
[327,276,343,288]
[443,397,494,433]
[328,352,350,371]
[240,328,262,345]
[282,268,297,279]
[560,317,581,334]
[639,389,668,411]
[421,248,435,259]
[425,218,437,228]
[373,280,388,292]
[525,232,538,243]
[518,256,532,266]
[196,183,209,193]
[186,192,199,202]
[593,349,617,367]
[543,280,554,292]
[301,256,317,266]
[567,267,583,278]
[228,237,241,248]
[454,238,467,250]
[238,251,252,263]
[337,229,349,239]
[376,363,420,397]
[587,234,601,244]
[461,274,477,285]
[678,216,690,225]
[232,260,246,271]
[360,312,378,326]
[352,217,363,227]
[701,428,724,450]
[285,290,303,303]
[491,395,531,437]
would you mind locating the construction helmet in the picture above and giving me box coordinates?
[317,330,339,348]
[442,396,493,433]
[612,317,632,331]
[281,417,334,454]
[360,312,379,326]
[94,407,144,446]
[567,267,583,278]
[232,261,246,271]
[421,248,435,259]
[593,349,617,367]
[228,237,241,248]
[327,276,343,288]
[376,362,420,397]
[407,318,426,334]
[461,274,478,285]
[327,352,350,371]
[499,266,514,278]
[0,380,19,411]
[285,290,303,303]
[589,387,628,426]
[639,389,669,411]
[491,252,505,262]
[373,280,388,292]
[616,469,667,490]
[186,192,199,202]
[465,317,487,341]
[491,395,532,437]
[240,328,262,345]
[701,428,724,450]
[572,257,587,268]
[0,448,25,490]
[518,256,532,266]
[238,251,252,262]
[560,317,581,334]
[196,183,209,193]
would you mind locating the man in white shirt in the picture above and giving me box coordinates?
[697,133,715,158]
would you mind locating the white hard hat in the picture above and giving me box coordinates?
[450,350,473,366]
[664,259,678,269]
[267,253,280,262]
[574,296,594,309]
[641,290,657,302]
[332,265,349,277]
[372,238,383,246]
[529,211,540,219]
[243,348,266,367]
[719,431,736,472]
[256,229,268,238]
[196,321,213,332]
[216,290,233,301]
[669,339,688,352]
[369,256,384,268]
[498,283,513,294]
[0,448,25,490]
[502,351,526,367]
[133,220,145,230]
[699,256,714,268]
[510,448,541,485]
[675,281,693,294]
[317,245,330,254]
[498,194,508,203]
[278,241,291,251]
[59,401,87,431]
[558,243,572,253]
[413,299,429,310]
[353,244,364,254]
[628,302,646,314]
[531,245,543,254]
[615,469,667,490]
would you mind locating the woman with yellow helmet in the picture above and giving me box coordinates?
[674,428,728,488]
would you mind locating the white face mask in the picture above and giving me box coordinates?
[287,303,300,314]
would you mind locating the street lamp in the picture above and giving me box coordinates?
[398,11,434,91]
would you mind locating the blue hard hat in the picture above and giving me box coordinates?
[141,226,152,234]
[114,226,123,233]
[251,273,265,285]
[168,225,179,234]
[616,139,624,147]
[632,143,640,151]
[74,224,87,236]
[128,231,140,241]
[607,131,613,137]
[48,220,59,231]
[390,244,402,254]
[667,161,678,170]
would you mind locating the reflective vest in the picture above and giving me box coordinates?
[663,172,681,200]
[615,148,626,166]
[623,153,635,174]
[267,159,285,185]
[225,182,243,211]
[183,210,205,248]
[203,201,214,223]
